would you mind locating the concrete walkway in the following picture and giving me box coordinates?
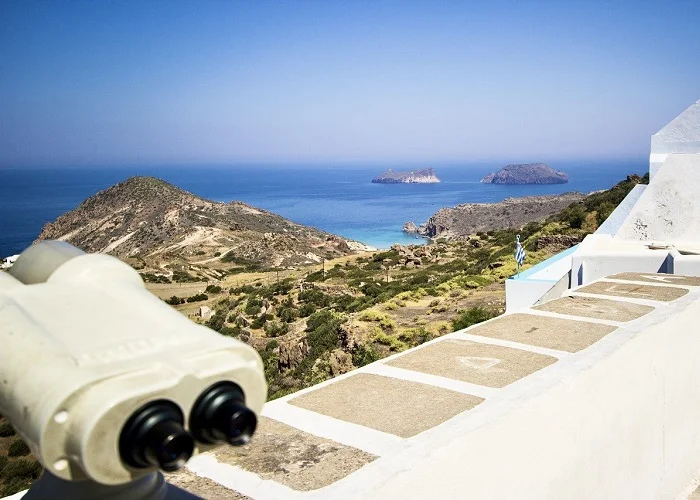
[173,271,700,499]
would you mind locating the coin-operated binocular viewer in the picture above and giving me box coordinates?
[0,242,267,499]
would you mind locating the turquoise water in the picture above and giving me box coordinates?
[0,160,646,256]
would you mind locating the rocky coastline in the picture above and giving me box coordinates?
[404,192,585,240]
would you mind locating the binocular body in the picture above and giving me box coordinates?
[0,242,267,486]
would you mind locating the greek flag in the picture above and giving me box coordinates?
[515,235,526,266]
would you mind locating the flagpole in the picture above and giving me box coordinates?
[515,234,522,279]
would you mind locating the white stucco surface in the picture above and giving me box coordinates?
[505,278,557,312]
[617,154,700,242]
[650,99,700,178]
[596,184,646,236]
[570,235,671,286]
[671,250,700,277]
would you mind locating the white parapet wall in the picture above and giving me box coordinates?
[505,277,558,312]
[670,249,700,277]
[505,245,578,311]
[570,235,672,286]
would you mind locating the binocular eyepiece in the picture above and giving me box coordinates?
[119,382,257,473]
[190,381,258,446]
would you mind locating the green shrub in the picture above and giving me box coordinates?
[206,310,226,332]
[7,439,30,457]
[139,272,171,284]
[596,201,616,225]
[251,314,270,329]
[165,295,184,305]
[398,326,435,346]
[186,293,208,303]
[452,307,496,331]
[219,326,242,337]
[0,421,16,437]
[299,303,316,317]
[264,320,289,337]
[205,284,222,294]
[371,329,406,352]
[305,311,343,354]
[560,204,587,229]
[358,310,396,330]
[245,297,263,315]
[278,307,298,323]
[172,270,199,283]
[298,288,332,308]
[351,343,381,367]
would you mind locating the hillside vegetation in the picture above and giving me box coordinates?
[168,173,648,400]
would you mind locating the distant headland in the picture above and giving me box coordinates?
[372,167,440,184]
[480,163,568,184]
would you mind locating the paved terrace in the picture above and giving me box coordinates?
[169,272,700,499]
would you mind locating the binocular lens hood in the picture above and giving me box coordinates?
[190,381,258,446]
[119,400,194,472]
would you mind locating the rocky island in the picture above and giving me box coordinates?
[372,167,440,184]
[481,163,568,184]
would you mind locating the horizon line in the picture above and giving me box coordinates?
[0,156,650,170]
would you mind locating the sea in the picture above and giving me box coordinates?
[0,160,647,258]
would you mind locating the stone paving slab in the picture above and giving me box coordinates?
[387,339,557,388]
[467,313,617,353]
[577,281,688,301]
[533,295,654,322]
[608,272,700,287]
[288,373,484,438]
[689,484,700,500]
[212,416,376,491]
[166,468,250,499]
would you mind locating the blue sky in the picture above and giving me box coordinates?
[1,1,699,166]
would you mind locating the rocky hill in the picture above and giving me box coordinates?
[372,167,440,184]
[481,163,568,184]
[36,177,372,272]
[406,192,585,239]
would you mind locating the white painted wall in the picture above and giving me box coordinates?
[596,184,646,236]
[617,155,700,242]
[570,235,671,286]
[670,250,700,277]
[505,278,557,312]
[571,250,670,286]
[650,99,700,179]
